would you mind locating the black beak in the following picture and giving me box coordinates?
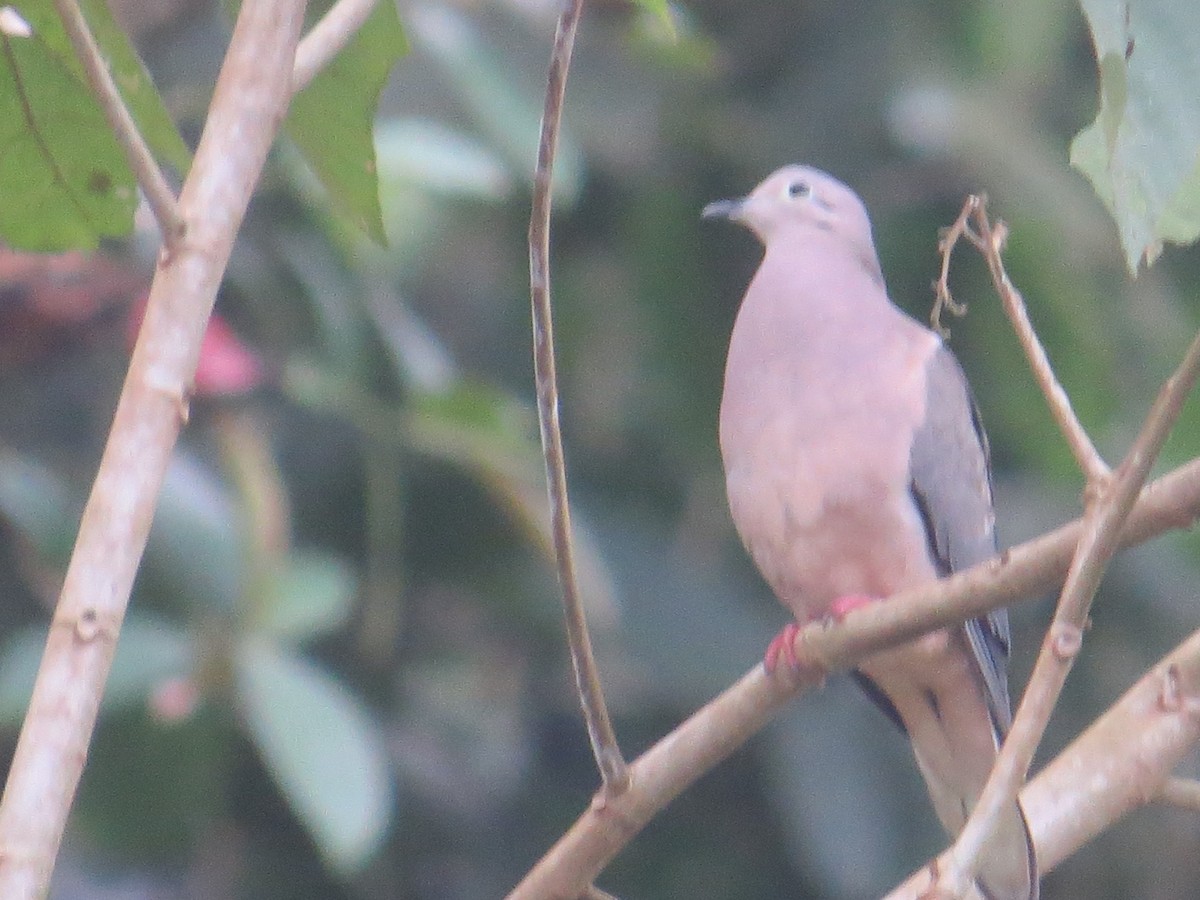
[701,197,744,221]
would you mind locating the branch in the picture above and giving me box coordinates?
[292,0,378,93]
[938,324,1200,894]
[891,623,1200,896]
[1158,777,1200,812]
[528,1,627,791]
[506,456,1200,899]
[52,0,186,250]
[936,196,1109,482]
[0,2,306,895]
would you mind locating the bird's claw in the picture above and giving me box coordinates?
[829,593,877,621]
[764,623,802,674]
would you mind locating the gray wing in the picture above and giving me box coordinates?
[908,343,1014,736]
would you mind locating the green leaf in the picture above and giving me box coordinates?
[375,117,512,200]
[0,2,188,250]
[235,639,392,875]
[1071,0,1200,272]
[286,0,407,244]
[0,8,134,249]
[76,0,191,172]
[0,616,193,727]
[407,5,582,205]
[251,550,357,642]
[404,382,620,629]
[0,451,77,564]
[630,0,675,38]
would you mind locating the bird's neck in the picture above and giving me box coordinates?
[756,235,898,332]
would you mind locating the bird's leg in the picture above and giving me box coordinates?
[763,623,802,673]
[765,595,880,674]
[829,593,877,621]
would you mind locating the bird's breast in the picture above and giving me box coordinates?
[719,325,940,621]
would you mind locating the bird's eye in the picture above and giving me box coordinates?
[787,181,811,199]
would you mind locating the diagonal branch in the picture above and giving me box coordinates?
[506,455,1200,899]
[0,2,306,895]
[527,1,628,793]
[1157,777,1200,812]
[52,0,185,249]
[891,621,1200,896]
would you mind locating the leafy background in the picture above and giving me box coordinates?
[1,0,1199,897]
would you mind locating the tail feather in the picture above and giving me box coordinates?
[975,796,1038,900]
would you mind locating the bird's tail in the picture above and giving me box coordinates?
[974,797,1038,900]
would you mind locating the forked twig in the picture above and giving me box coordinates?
[1158,777,1200,812]
[936,196,1109,482]
[528,0,628,792]
[52,0,185,249]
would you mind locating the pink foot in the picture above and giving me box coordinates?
[828,594,878,621]
[764,623,802,674]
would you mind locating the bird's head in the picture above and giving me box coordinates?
[702,165,876,256]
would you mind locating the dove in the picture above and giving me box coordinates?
[703,166,1037,900]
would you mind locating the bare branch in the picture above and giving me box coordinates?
[52,0,186,249]
[0,2,306,894]
[938,196,1109,481]
[506,456,1200,899]
[527,1,627,792]
[891,624,1200,897]
[1157,777,1200,812]
[939,326,1200,894]
[293,0,379,93]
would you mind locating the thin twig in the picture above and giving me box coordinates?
[52,0,186,249]
[937,197,1109,481]
[1158,777,1200,812]
[528,0,627,791]
[930,196,976,334]
[938,325,1200,894]
[0,2,305,894]
[506,455,1200,899]
[890,623,1200,897]
[292,0,378,93]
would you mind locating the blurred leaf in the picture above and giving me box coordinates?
[405,383,620,628]
[252,550,357,642]
[410,380,535,457]
[407,4,582,205]
[0,451,77,564]
[0,616,193,727]
[75,707,225,862]
[631,0,672,24]
[286,0,407,244]
[285,366,621,627]
[0,6,134,249]
[375,117,513,200]
[0,2,188,250]
[75,0,190,172]
[972,0,1073,87]
[1159,156,1200,243]
[235,638,393,875]
[142,453,243,615]
[1070,0,1200,272]
[629,5,718,72]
